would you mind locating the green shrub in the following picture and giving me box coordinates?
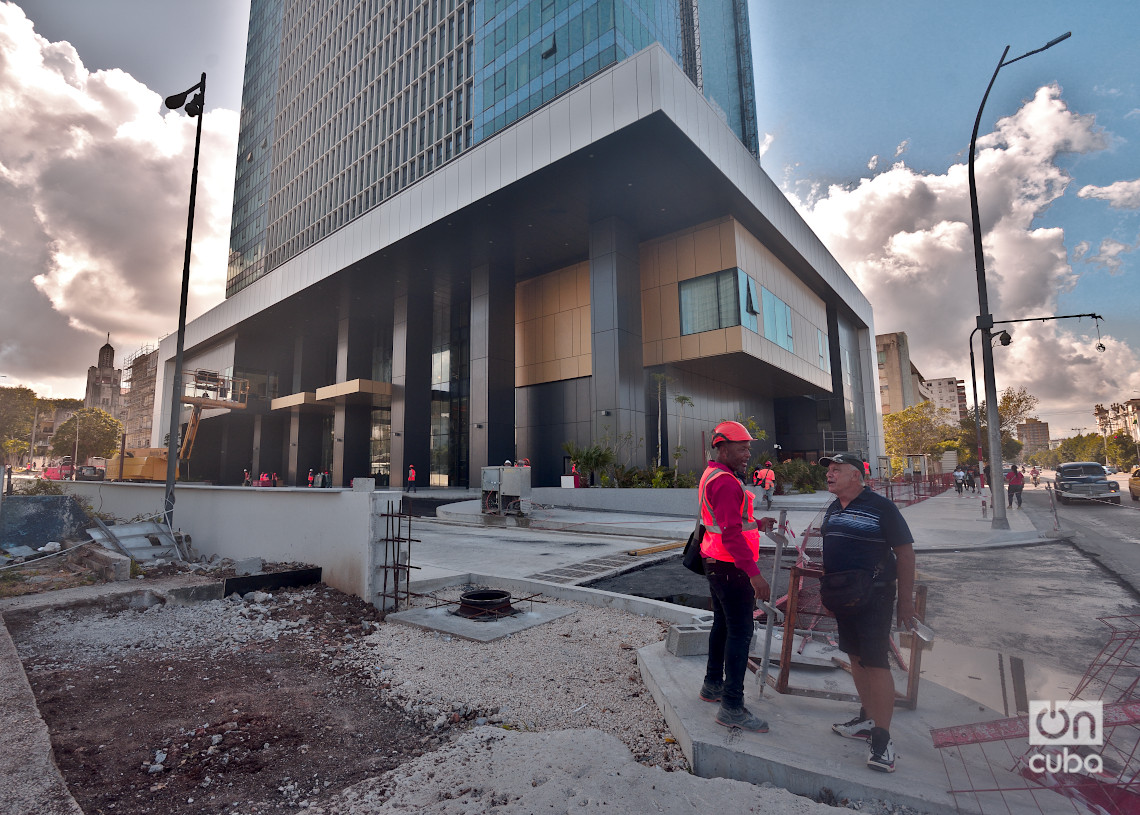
[775,459,827,494]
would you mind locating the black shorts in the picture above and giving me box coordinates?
[834,583,896,669]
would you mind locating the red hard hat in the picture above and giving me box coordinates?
[765,461,772,467]
[711,420,754,447]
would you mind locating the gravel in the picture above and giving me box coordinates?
[12,582,938,814]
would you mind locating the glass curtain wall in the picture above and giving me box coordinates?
[430,284,470,486]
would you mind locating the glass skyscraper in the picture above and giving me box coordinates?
[226,0,759,298]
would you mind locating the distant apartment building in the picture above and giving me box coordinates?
[122,346,159,450]
[1096,401,1140,446]
[876,332,927,416]
[1017,417,1051,456]
[926,376,967,423]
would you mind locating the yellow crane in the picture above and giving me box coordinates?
[109,370,249,481]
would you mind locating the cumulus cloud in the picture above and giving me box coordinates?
[1078,178,1140,209]
[0,3,236,397]
[1071,240,1090,260]
[893,139,909,158]
[867,155,879,171]
[757,132,775,159]
[1086,238,1136,275]
[789,84,1140,422]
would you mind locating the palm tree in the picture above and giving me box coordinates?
[673,394,693,480]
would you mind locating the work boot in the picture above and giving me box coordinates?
[698,680,723,703]
[715,706,769,732]
[867,726,896,772]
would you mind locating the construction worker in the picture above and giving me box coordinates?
[307,468,314,488]
[407,464,416,493]
[698,420,775,733]
[752,460,776,511]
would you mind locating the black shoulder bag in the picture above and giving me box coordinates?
[681,517,705,575]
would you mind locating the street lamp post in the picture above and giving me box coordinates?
[968,32,1070,530]
[162,73,206,530]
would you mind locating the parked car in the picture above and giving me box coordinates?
[1130,469,1140,502]
[1105,465,1119,475]
[75,465,105,482]
[1055,461,1121,505]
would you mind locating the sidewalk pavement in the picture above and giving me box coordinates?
[435,483,1054,559]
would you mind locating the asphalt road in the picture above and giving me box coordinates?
[1022,475,1140,598]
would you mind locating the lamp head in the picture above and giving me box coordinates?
[998,330,1012,346]
[164,91,189,110]
[184,93,204,117]
[1097,342,1107,353]
[1045,32,1072,49]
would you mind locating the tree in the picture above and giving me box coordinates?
[883,402,957,473]
[0,386,37,459]
[672,394,693,479]
[1108,432,1138,469]
[996,386,1040,435]
[50,407,123,463]
[650,373,671,467]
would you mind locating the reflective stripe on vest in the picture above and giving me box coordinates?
[699,466,760,563]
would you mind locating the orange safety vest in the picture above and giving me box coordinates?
[754,468,775,489]
[698,466,760,564]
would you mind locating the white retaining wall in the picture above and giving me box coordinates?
[60,482,403,599]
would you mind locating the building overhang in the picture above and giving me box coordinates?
[169,43,873,366]
[314,379,392,404]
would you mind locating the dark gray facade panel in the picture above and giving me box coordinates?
[515,376,595,486]
[469,264,516,483]
[391,276,434,487]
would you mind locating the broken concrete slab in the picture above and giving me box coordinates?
[234,556,264,576]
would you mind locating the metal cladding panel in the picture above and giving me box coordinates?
[568,88,592,154]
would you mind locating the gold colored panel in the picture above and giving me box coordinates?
[555,310,574,359]
[657,240,678,284]
[577,353,592,376]
[726,327,744,353]
[660,285,680,339]
[642,341,661,366]
[541,315,556,360]
[663,337,681,362]
[681,334,700,360]
[675,233,696,281]
[693,225,721,277]
[699,329,728,357]
[558,267,577,312]
[722,219,739,268]
[576,262,590,307]
[641,287,662,342]
[541,275,559,316]
[559,357,578,380]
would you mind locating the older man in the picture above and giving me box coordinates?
[819,452,916,773]
[697,421,774,732]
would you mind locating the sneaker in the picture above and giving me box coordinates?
[832,714,874,740]
[698,680,723,703]
[867,728,896,773]
[715,706,769,732]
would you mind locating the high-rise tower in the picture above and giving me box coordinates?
[227,0,759,298]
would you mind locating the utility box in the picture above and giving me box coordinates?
[481,466,531,515]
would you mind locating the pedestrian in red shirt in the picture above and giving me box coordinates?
[407,464,416,493]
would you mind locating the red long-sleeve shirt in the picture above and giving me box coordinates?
[703,461,760,577]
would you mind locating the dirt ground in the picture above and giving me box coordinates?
[7,584,436,815]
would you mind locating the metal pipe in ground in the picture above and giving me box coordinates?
[757,509,787,694]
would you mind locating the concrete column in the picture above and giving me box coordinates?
[391,274,433,488]
[287,407,301,485]
[468,263,515,485]
[332,283,376,486]
[251,414,263,477]
[589,217,646,461]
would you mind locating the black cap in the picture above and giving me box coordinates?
[818,452,865,470]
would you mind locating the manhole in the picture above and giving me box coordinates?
[453,589,518,620]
